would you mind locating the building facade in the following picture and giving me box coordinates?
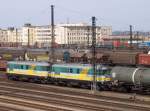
[21,24,36,46]
[35,25,51,47]
[0,29,8,43]
[0,23,112,47]
[55,23,112,47]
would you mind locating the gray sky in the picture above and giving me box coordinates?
[0,0,150,31]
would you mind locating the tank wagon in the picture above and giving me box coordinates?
[111,66,150,92]
[6,61,112,90]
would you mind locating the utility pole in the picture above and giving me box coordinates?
[50,5,55,63]
[91,16,97,93]
[130,25,133,49]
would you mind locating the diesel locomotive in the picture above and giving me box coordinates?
[6,61,112,90]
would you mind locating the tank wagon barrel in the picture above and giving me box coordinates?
[111,66,150,85]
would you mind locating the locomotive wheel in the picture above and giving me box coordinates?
[29,78,35,83]
[40,79,47,84]
[7,75,13,80]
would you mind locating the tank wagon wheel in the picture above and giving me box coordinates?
[124,86,132,93]
[117,87,131,93]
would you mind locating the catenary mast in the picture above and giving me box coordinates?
[91,16,97,93]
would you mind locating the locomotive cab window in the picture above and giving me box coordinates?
[97,69,104,75]
[69,68,73,73]
[21,65,24,69]
[52,66,61,73]
[23,65,29,70]
[76,69,80,74]
[103,69,110,75]
[8,64,13,70]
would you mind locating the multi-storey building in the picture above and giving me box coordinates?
[7,27,17,43]
[0,29,8,43]
[35,25,51,47]
[21,24,36,46]
[55,23,112,46]
[0,23,112,47]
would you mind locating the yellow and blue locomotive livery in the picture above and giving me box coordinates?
[50,63,111,89]
[7,61,112,89]
[50,64,111,81]
[7,61,50,82]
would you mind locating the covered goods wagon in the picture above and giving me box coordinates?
[109,52,140,65]
[138,54,150,66]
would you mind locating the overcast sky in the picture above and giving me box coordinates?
[0,0,150,31]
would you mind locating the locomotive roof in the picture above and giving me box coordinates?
[7,61,108,70]
[7,61,50,66]
[53,64,108,70]
[53,64,92,68]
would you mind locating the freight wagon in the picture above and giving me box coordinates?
[108,52,141,65]
[0,59,7,71]
[138,54,150,66]
[69,49,147,65]
[111,66,150,92]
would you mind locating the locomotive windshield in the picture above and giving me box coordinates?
[88,67,110,75]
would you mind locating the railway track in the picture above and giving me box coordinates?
[0,80,149,111]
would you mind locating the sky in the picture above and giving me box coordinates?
[0,0,150,31]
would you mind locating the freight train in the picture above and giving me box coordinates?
[3,49,150,93]
[6,60,150,93]
[6,61,111,90]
